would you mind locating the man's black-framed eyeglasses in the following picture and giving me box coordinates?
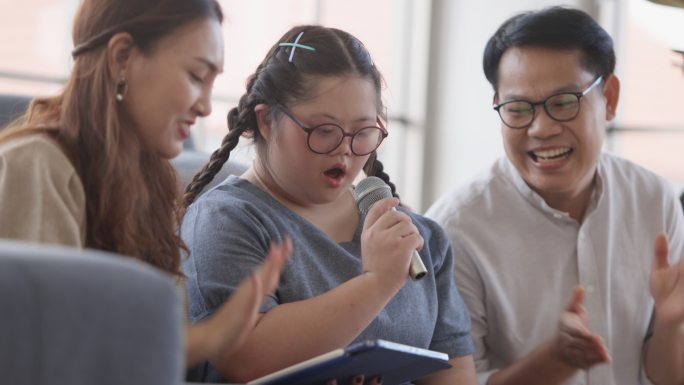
[493,76,604,129]
[277,106,388,156]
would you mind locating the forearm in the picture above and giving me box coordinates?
[213,272,400,382]
[185,323,210,367]
[416,355,477,385]
[487,341,577,385]
[645,322,684,385]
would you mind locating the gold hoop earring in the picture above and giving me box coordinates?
[115,76,128,102]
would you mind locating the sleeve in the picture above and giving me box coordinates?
[0,137,84,247]
[181,196,279,323]
[429,200,497,385]
[451,236,498,385]
[420,216,475,358]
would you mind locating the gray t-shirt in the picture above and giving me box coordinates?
[182,176,474,382]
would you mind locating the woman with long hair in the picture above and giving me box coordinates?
[0,0,290,367]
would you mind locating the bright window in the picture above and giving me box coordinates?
[0,0,427,207]
[610,0,684,193]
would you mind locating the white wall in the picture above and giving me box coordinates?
[420,0,600,211]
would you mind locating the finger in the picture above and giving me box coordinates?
[582,344,611,366]
[653,232,670,271]
[398,232,424,255]
[563,333,610,363]
[229,268,263,317]
[414,232,425,252]
[566,285,585,313]
[258,237,292,293]
[561,333,597,351]
[562,345,589,369]
[362,197,400,231]
[592,335,612,362]
[352,375,365,385]
[559,316,593,338]
[560,331,595,348]
[369,204,411,231]
[385,218,418,238]
[564,344,606,369]
[248,271,263,313]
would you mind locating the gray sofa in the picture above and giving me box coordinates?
[0,241,185,385]
[172,148,246,195]
[0,94,31,128]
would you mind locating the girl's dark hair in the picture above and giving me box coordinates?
[483,6,615,91]
[182,25,397,210]
[1,0,223,277]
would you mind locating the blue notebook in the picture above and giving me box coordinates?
[246,339,452,385]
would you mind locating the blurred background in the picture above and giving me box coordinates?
[1,0,682,212]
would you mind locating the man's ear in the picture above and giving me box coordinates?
[254,104,273,141]
[106,32,137,78]
[602,74,620,121]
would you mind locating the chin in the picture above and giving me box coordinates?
[158,145,183,160]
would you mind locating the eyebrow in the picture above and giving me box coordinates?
[500,83,584,102]
[194,57,222,73]
[307,112,377,125]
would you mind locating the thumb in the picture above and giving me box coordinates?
[653,232,670,271]
[362,197,399,231]
[566,285,585,313]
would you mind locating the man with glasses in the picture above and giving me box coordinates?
[426,6,684,385]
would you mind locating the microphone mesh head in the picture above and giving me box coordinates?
[354,176,392,215]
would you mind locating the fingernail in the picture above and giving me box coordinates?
[353,375,364,384]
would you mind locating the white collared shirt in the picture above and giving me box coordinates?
[426,153,684,385]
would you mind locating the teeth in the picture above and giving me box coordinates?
[533,148,571,160]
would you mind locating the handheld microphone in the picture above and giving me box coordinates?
[354,176,428,281]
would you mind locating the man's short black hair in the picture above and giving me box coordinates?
[483,6,615,91]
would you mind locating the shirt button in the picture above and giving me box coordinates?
[553,213,563,219]
[585,284,595,294]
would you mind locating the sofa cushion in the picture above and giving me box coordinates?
[0,241,184,385]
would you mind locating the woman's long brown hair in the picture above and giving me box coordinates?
[0,0,223,276]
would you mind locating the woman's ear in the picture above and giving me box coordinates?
[602,74,620,121]
[254,104,273,141]
[106,32,137,78]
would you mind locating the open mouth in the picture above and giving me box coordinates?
[324,166,346,181]
[323,166,347,181]
[528,148,573,162]
[178,126,190,140]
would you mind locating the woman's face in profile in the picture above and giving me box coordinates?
[123,18,224,159]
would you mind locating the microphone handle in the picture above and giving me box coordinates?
[410,249,427,281]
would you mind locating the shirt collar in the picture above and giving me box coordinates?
[501,155,605,221]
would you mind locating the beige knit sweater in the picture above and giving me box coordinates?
[0,134,85,247]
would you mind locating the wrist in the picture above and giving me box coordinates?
[653,305,684,333]
[358,271,404,299]
[653,313,684,336]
